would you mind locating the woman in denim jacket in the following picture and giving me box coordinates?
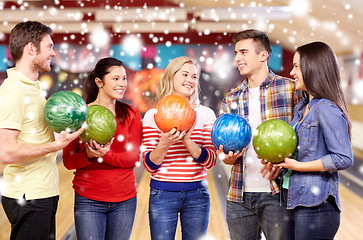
[274,41,354,240]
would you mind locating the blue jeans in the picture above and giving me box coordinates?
[148,187,210,240]
[226,192,286,240]
[74,192,137,240]
[285,196,340,240]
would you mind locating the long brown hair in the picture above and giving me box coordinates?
[297,41,351,137]
[84,57,132,125]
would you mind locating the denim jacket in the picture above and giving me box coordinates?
[286,97,353,210]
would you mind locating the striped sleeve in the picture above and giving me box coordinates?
[142,108,161,173]
[141,106,218,182]
[196,107,217,169]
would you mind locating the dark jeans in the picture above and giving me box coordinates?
[2,195,59,240]
[285,196,340,240]
[226,192,286,240]
[74,192,137,240]
[148,187,210,240]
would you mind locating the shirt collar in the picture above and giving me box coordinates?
[308,97,320,109]
[239,69,275,91]
[261,70,275,88]
[6,68,41,89]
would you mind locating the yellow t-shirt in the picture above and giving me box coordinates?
[0,68,59,200]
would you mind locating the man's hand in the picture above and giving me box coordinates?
[56,122,85,149]
[216,145,245,165]
[260,159,282,180]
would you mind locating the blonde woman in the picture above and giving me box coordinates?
[142,56,217,240]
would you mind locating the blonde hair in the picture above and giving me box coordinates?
[156,56,200,107]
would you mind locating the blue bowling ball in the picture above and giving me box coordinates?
[211,113,252,154]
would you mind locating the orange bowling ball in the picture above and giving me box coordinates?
[154,94,196,133]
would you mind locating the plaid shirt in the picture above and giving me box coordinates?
[220,70,304,202]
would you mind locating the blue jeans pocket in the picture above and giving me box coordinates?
[326,200,340,230]
[149,188,162,199]
[198,187,210,198]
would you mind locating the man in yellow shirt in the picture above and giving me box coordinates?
[0,21,84,240]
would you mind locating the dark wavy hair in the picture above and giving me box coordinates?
[9,21,53,62]
[84,57,132,125]
[297,41,351,138]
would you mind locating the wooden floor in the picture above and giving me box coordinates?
[0,163,362,240]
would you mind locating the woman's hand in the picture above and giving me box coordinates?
[275,157,300,171]
[160,128,186,147]
[149,128,186,165]
[85,138,114,159]
[182,116,196,146]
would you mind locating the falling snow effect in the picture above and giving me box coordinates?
[0,1,362,239]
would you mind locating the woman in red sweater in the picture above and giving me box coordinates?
[63,57,142,240]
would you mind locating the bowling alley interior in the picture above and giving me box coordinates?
[0,0,363,239]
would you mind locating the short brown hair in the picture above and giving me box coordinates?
[232,29,272,62]
[9,21,53,62]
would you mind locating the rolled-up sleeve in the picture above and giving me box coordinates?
[318,103,354,173]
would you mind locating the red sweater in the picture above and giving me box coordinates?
[63,105,142,202]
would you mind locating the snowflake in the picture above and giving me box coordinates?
[217,152,226,161]
[117,134,125,142]
[310,185,320,196]
[17,198,26,206]
[185,156,194,163]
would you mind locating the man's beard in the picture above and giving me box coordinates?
[33,56,51,73]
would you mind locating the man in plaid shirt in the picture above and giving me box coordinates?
[217,29,304,239]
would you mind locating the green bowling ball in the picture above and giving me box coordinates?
[79,105,117,145]
[44,90,87,133]
[253,119,297,163]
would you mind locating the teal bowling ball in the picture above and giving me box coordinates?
[44,90,87,133]
[253,119,297,163]
[79,105,117,145]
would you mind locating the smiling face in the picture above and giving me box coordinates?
[33,34,56,73]
[290,51,307,91]
[172,62,198,99]
[97,65,127,100]
[234,38,267,78]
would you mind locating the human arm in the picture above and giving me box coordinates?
[150,128,186,165]
[101,109,143,168]
[315,103,354,172]
[142,127,185,172]
[182,117,201,159]
[275,157,326,172]
[275,102,353,172]
[216,94,245,165]
[185,107,218,169]
[0,126,84,165]
[142,109,186,172]
[62,136,94,170]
